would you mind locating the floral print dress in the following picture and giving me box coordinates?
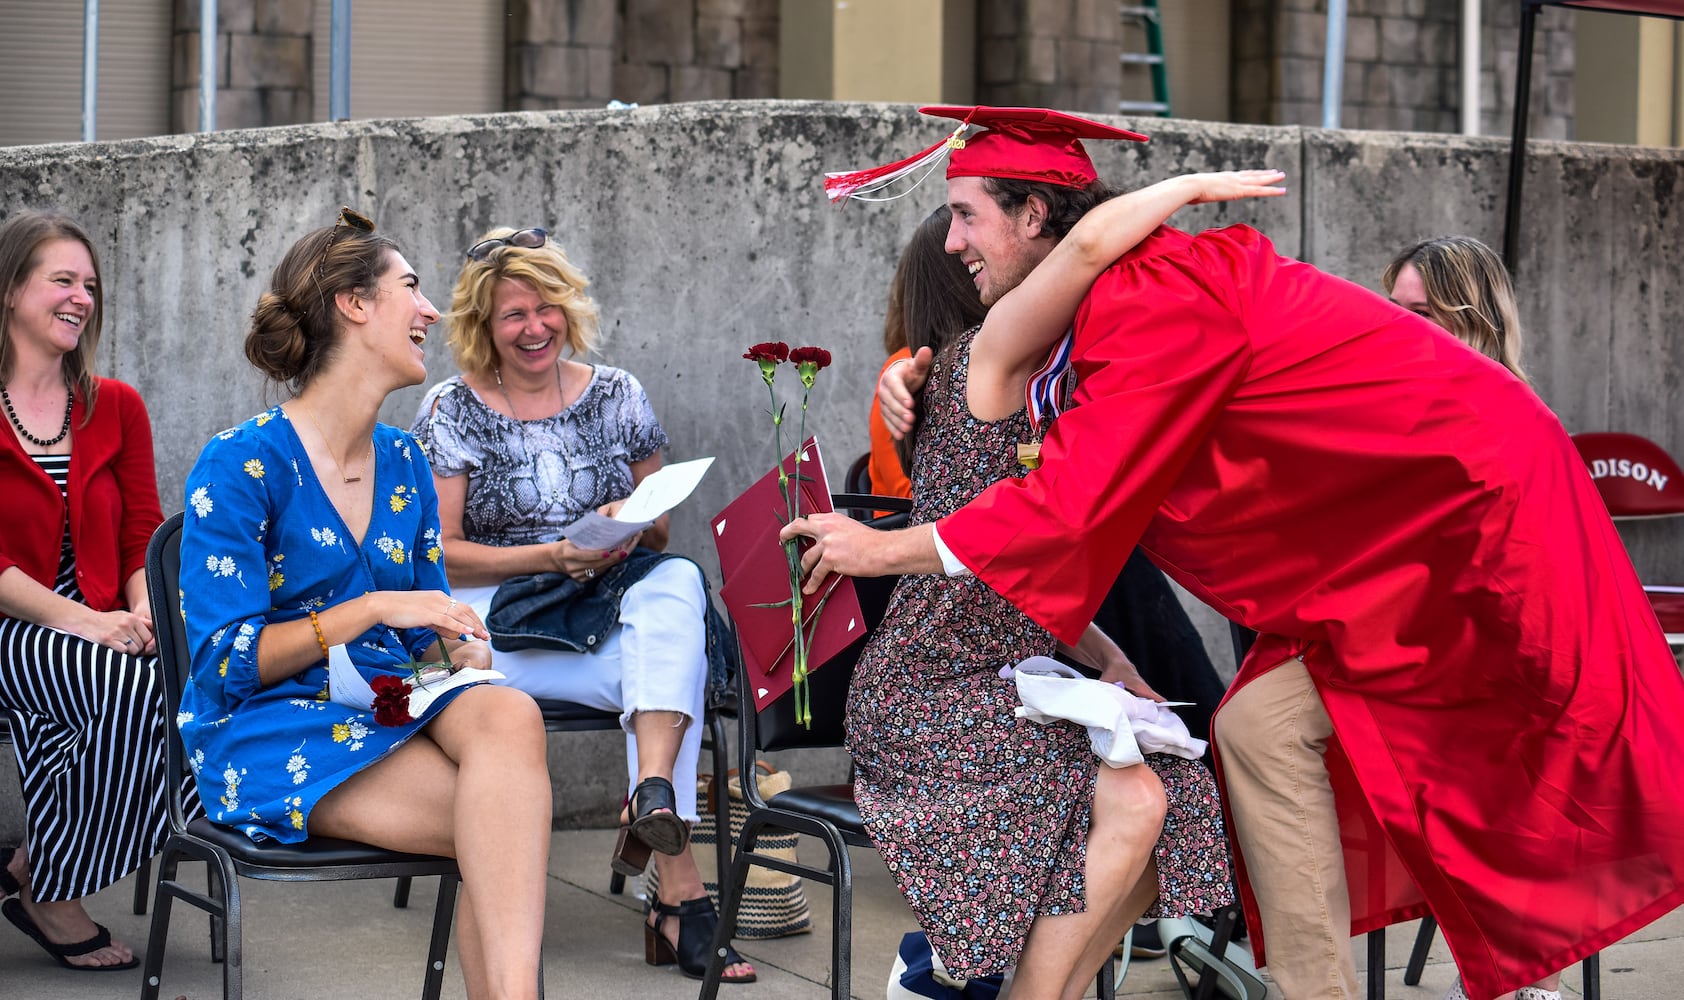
[847,327,1233,979]
[177,408,473,843]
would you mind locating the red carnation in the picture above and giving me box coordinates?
[742,342,790,363]
[789,346,832,369]
[370,674,415,727]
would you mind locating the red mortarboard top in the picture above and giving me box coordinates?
[923,105,1147,187]
[1570,432,1684,518]
[823,105,1148,204]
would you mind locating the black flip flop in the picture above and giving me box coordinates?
[1,896,139,972]
[0,848,20,898]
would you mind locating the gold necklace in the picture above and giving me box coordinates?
[494,361,564,423]
[300,403,370,484]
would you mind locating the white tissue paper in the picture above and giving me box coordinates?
[1007,656,1207,767]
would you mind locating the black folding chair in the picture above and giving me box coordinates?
[700,494,1118,1000]
[141,512,460,1000]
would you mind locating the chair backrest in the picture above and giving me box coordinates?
[845,452,872,496]
[1571,431,1684,518]
[144,511,193,832]
[740,496,909,754]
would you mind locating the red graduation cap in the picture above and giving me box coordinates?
[824,105,1148,203]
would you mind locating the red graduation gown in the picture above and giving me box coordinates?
[938,224,1684,999]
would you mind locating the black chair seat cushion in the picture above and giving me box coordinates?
[766,785,864,835]
[185,817,456,874]
[534,698,621,729]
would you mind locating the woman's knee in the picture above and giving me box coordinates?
[1094,761,1167,831]
[445,685,547,755]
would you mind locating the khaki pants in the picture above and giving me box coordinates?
[1212,657,1360,1000]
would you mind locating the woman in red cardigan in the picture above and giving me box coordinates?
[0,211,172,972]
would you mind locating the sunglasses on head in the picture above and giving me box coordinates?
[318,206,377,275]
[466,228,547,261]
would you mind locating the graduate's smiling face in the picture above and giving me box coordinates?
[945,175,1053,306]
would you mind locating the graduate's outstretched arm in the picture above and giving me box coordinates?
[967,169,1285,421]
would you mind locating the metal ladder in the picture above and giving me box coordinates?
[1119,1,1171,116]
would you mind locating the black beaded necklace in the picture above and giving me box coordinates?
[1,383,74,449]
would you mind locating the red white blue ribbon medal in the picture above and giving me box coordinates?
[1019,329,1075,469]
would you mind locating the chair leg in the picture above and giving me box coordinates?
[706,712,732,909]
[215,855,244,1000]
[394,874,413,908]
[1404,916,1437,986]
[1095,952,1116,1000]
[421,875,459,1000]
[825,828,854,1000]
[133,854,152,915]
[1582,952,1600,1000]
[698,827,756,1000]
[1367,928,1386,1000]
[139,849,180,1000]
[208,865,225,964]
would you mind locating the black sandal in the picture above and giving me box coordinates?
[645,895,757,983]
[2,897,139,972]
[611,777,690,876]
[0,849,20,898]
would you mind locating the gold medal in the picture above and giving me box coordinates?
[1017,441,1042,470]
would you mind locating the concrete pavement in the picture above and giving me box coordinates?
[3,827,1680,999]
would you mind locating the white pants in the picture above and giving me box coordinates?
[457,558,711,821]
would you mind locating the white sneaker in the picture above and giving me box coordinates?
[1445,977,1561,1000]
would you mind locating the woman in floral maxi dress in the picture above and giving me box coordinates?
[847,325,1233,980]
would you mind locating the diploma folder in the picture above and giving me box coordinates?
[712,438,868,713]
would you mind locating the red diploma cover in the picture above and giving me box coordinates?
[712,438,868,712]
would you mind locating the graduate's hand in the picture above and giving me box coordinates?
[877,347,933,440]
[1183,169,1287,205]
[780,513,885,593]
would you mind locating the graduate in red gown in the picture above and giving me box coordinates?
[795,106,1684,1000]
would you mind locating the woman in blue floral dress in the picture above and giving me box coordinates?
[178,210,551,999]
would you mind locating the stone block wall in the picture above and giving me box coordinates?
[171,0,314,132]
[976,0,1123,114]
[1232,0,1576,139]
[509,0,779,110]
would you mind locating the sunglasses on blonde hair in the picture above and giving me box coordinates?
[465,227,547,261]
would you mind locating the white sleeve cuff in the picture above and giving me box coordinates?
[930,523,973,578]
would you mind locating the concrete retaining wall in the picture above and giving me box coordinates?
[3,101,1680,823]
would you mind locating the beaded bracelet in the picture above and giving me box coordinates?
[308,609,330,659]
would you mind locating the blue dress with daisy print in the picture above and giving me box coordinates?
[177,407,469,844]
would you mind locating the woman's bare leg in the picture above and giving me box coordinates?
[312,685,550,1000]
[630,709,686,785]
[1008,762,1166,1000]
